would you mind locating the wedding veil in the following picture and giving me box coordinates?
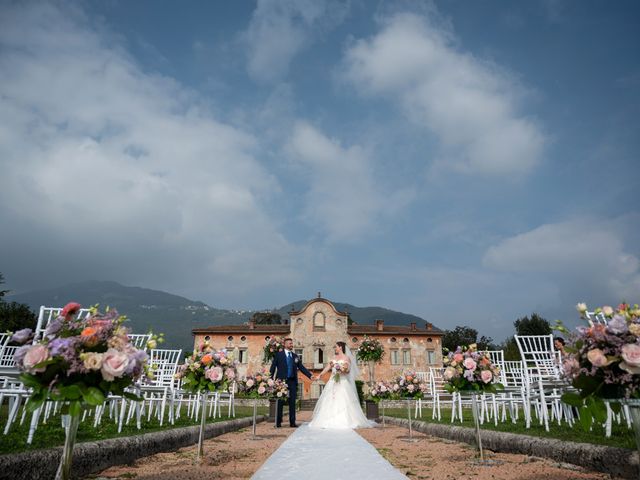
[345,346,359,386]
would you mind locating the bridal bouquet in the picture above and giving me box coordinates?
[13,302,149,413]
[175,342,237,393]
[390,371,427,399]
[356,336,385,362]
[332,359,350,382]
[443,344,503,394]
[557,302,640,428]
[238,369,289,399]
[263,336,285,362]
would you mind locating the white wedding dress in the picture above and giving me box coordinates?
[309,349,376,429]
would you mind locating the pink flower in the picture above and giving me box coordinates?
[453,353,464,363]
[621,344,640,368]
[22,344,50,373]
[257,385,266,395]
[101,349,130,381]
[480,370,493,383]
[620,361,640,375]
[602,305,614,317]
[463,358,477,370]
[586,348,612,367]
[224,368,236,380]
[205,366,223,383]
[246,379,255,388]
[443,366,457,380]
[61,302,82,319]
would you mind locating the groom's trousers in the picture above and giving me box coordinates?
[276,378,297,426]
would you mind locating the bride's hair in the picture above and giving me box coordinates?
[336,341,346,354]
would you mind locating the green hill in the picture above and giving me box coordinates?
[8,281,430,352]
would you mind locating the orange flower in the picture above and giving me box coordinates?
[201,354,213,366]
[81,327,97,337]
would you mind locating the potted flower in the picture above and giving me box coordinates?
[356,336,385,386]
[174,342,237,460]
[238,369,289,438]
[558,303,640,438]
[12,303,149,480]
[442,344,503,460]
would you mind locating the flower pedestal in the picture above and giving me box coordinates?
[367,360,375,387]
[54,410,80,480]
[471,393,485,461]
[196,392,208,462]
[401,398,419,443]
[250,398,262,441]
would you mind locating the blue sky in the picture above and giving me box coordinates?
[1,1,638,341]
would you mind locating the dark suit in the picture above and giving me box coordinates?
[270,350,312,426]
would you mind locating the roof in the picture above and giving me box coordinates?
[192,325,290,334]
[288,297,348,316]
[347,324,443,335]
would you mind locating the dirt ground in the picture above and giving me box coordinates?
[91,411,618,480]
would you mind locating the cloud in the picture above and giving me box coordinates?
[483,217,640,303]
[342,12,545,176]
[244,0,350,83]
[285,121,412,242]
[0,2,300,302]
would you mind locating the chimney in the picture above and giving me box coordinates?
[249,319,255,330]
[426,322,433,331]
[375,319,384,331]
[410,322,416,331]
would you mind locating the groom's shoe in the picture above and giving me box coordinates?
[274,425,282,428]
[289,424,298,428]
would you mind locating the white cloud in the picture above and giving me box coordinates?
[483,218,640,302]
[285,121,412,242]
[244,0,350,83]
[0,2,300,301]
[342,12,545,176]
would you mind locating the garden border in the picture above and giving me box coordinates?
[0,415,266,480]
[382,416,638,479]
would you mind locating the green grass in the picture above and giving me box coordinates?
[383,407,635,450]
[0,405,268,455]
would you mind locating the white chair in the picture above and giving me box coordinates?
[585,310,608,326]
[34,306,92,342]
[414,371,431,417]
[128,333,152,350]
[429,367,453,421]
[138,348,182,426]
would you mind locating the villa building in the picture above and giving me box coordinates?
[192,295,444,399]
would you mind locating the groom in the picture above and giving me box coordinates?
[270,338,313,428]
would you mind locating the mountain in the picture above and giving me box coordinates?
[8,281,430,351]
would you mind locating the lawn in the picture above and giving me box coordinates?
[0,404,269,455]
[383,406,636,450]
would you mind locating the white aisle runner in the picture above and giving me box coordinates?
[251,424,408,480]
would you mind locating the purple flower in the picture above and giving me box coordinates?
[13,344,31,367]
[607,315,628,335]
[45,319,63,339]
[11,328,33,344]
[48,337,77,363]
[463,369,475,381]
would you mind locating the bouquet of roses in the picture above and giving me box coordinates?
[389,371,427,399]
[175,342,237,394]
[263,336,285,362]
[443,344,503,394]
[332,359,350,382]
[12,302,149,414]
[369,380,392,402]
[557,302,640,428]
[356,336,385,362]
[238,369,289,399]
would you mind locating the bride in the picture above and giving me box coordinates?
[308,341,376,429]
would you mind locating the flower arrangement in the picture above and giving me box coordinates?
[356,336,385,362]
[263,336,285,362]
[331,359,350,382]
[389,371,427,399]
[238,369,289,399]
[557,302,640,428]
[442,344,503,394]
[175,341,237,394]
[12,303,149,414]
[368,380,392,402]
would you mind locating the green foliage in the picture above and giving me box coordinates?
[251,311,282,325]
[355,380,365,405]
[514,313,552,335]
[499,337,521,360]
[0,273,37,332]
[442,326,495,352]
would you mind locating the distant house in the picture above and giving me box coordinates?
[192,295,443,399]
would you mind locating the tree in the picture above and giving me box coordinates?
[0,272,37,333]
[499,337,521,361]
[514,313,551,336]
[251,311,283,325]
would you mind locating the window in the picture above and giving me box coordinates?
[227,335,234,342]
[403,338,409,343]
[238,349,248,364]
[427,337,433,343]
[265,336,271,341]
[204,335,211,342]
[403,350,411,365]
[295,348,303,359]
[240,336,247,342]
[390,337,397,343]
[313,312,326,330]
[427,350,436,364]
[315,348,324,366]
[351,337,359,343]
[390,349,400,365]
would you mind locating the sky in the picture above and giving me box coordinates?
[1,0,639,341]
